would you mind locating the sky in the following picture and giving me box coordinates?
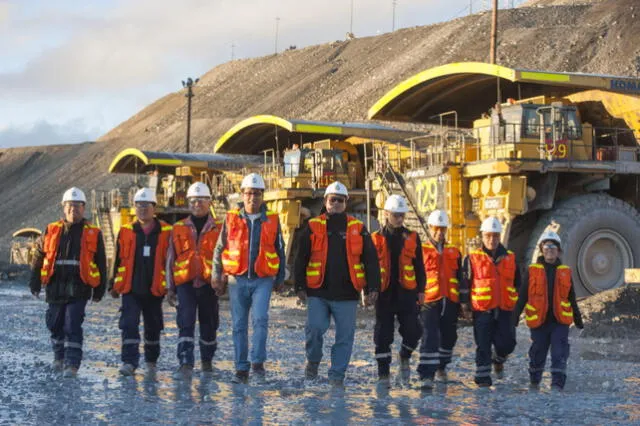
[0,0,522,148]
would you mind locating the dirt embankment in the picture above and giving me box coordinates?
[578,286,640,339]
[1,0,639,257]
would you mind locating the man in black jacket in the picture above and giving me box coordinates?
[110,188,171,377]
[370,195,425,386]
[30,187,107,378]
[294,181,380,388]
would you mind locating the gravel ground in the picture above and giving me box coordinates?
[1,280,639,425]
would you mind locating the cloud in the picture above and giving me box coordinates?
[0,119,101,148]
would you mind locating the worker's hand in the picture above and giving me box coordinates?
[460,303,473,321]
[31,290,40,299]
[296,290,307,305]
[211,276,227,297]
[366,291,379,306]
[273,281,285,293]
[417,293,425,305]
[167,290,178,307]
[109,288,119,299]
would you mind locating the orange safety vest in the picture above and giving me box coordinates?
[371,230,417,292]
[468,249,518,311]
[172,217,222,285]
[220,209,280,277]
[40,220,101,288]
[525,263,574,328]
[113,220,172,297]
[422,242,461,303]
[305,214,367,291]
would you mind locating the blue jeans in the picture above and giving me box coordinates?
[45,299,88,368]
[305,297,358,381]
[228,276,274,371]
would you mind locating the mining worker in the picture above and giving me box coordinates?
[294,181,381,388]
[460,216,521,387]
[29,187,107,378]
[212,173,285,385]
[370,195,425,386]
[166,182,222,378]
[513,230,583,391]
[109,188,172,376]
[417,209,463,389]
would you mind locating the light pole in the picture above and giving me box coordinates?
[392,0,397,31]
[350,0,354,35]
[275,17,280,54]
[182,77,199,153]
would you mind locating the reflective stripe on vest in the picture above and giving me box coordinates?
[113,221,172,296]
[172,218,222,285]
[468,249,517,311]
[526,263,574,328]
[422,243,461,303]
[371,230,418,292]
[306,214,366,291]
[41,220,101,288]
[221,210,280,277]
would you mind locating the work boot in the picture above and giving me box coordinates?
[231,370,249,384]
[201,361,213,373]
[493,362,504,379]
[305,362,319,380]
[435,368,448,383]
[174,364,193,380]
[529,380,540,390]
[118,363,136,376]
[329,378,344,389]
[145,362,157,373]
[419,377,434,389]
[51,360,64,372]
[252,363,266,383]
[377,374,391,388]
[63,366,78,378]
[398,354,411,382]
[477,381,492,388]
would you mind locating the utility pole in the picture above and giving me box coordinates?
[490,0,498,64]
[350,0,354,35]
[470,0,473,15]
[275,17,280,54]
[392,0,397,31]
[231,42,235,60]
[182,77,198,153]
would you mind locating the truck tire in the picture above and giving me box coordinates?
[525,194,640,297]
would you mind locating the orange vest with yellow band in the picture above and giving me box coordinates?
[305,214,367,291]
[113,220,172,296]
[172,218,222,285]
[371,230,417,292]
[422,242,461,303]
[468,249,518,311]
[40,220,101,288]
[525,263,574,328]
[221,209,280,277]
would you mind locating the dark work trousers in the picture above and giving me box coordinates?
[119,293,164,368]
[417,298,459,380]
[529,322,570,388]
[473,309,516,385]
[374,299,422,377]
[45,299,88,368]
[176,283,219,366]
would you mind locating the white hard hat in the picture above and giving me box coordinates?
[480,216,502,233]
[133,188,157,204]
[241,173,266,190]
[538,230,562,247]
[324,181,349,198]
[427,209,449,227]
[62,187,86,204]
[186,182,211,199]
[384,194,409,213]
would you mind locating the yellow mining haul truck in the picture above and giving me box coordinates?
[100,149,263,273]
[369,62,640,297]
[213,115,425,279]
